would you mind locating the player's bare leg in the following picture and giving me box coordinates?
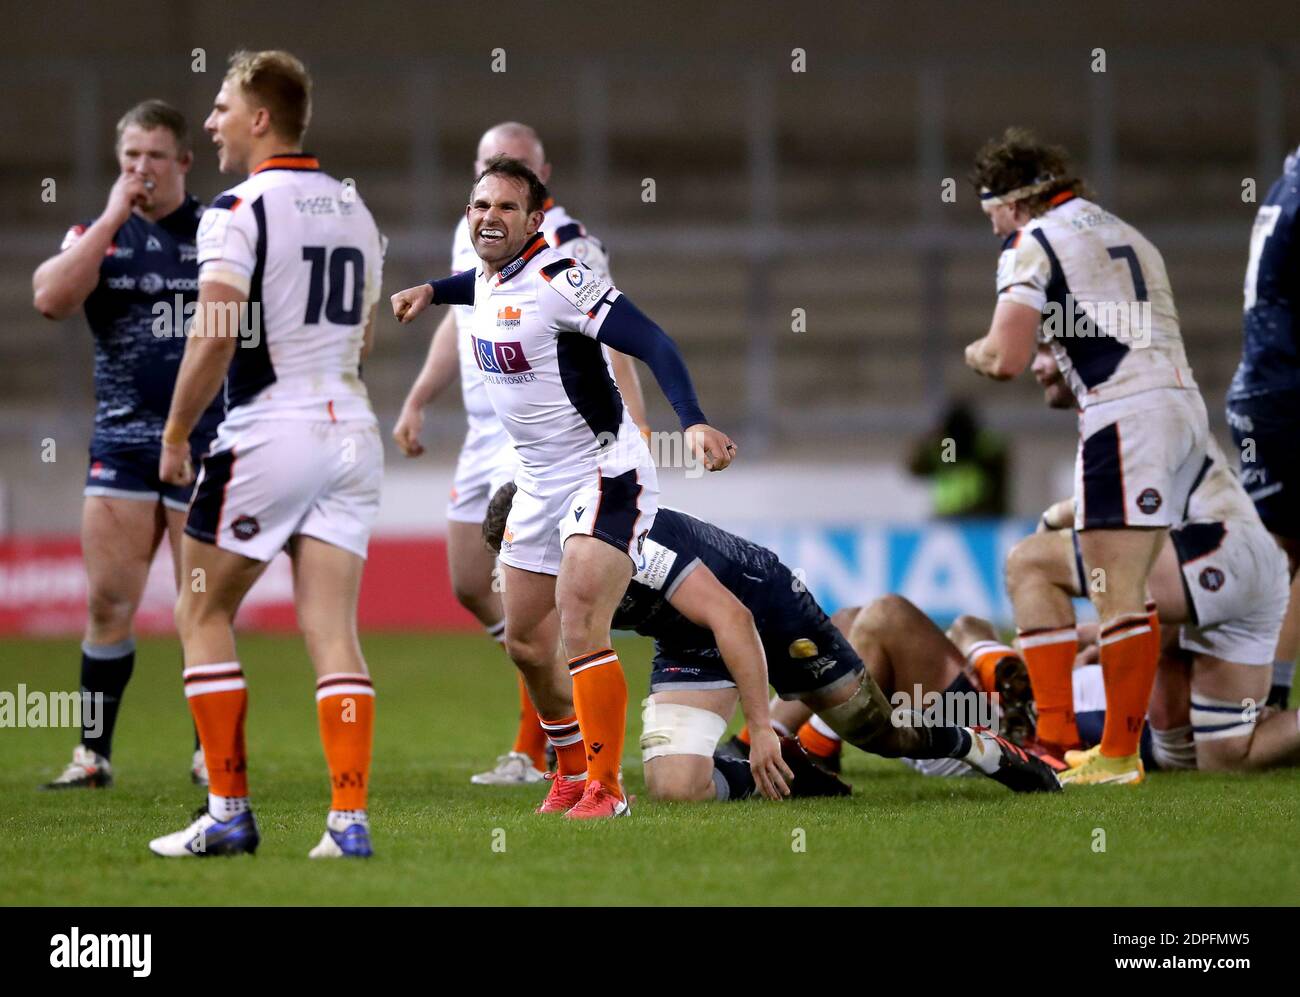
[1065,526,1166,784]
[1189,657,1300,771]
[450,520,547,783]
[44,496,168,790]
[149,538,267,857]
[793,595,1059,791]
[554,535,635,817]
[1005,529,1085,753]
[288,536,377,858]
[501,565,587,813]
[160,505,208,786]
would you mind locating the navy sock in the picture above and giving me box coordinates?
[711,754,756,801]
[79,639,135,760]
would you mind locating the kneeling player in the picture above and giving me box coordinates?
[483,485,1061,801]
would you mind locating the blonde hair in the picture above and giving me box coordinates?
[225,49,312,143]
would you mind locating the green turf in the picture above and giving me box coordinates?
[1,633,1296,905]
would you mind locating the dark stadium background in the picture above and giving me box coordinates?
[2,0,1298,630]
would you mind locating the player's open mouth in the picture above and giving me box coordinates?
[477,227,505,244]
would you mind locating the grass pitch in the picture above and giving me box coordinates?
[1,633,1296,906]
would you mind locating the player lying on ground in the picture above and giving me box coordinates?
[483,484,1062,800]
[32,100,219,790]
[393,157,735,819]
[964,128,1212,786]
[766,592,1300,776]
[1009,344,1296,772]
[392,121,651,786]
[733,595,1042,777]
[149,50,387,859]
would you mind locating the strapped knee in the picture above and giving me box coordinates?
[639,700,727,762]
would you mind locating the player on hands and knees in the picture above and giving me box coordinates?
[483,485,1062,799]
[964,128,1211,786]
[32,101,220,791]
[393,157,733,818]
[1226,141,1300,711]
[392,122,650,786]
[147,50,386,858]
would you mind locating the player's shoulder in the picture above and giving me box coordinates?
[535,252,613,313]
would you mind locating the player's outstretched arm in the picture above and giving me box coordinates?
[393,308,460,458]
[964,300,1040,380]
[667,566,794,800]
[594,296,736,470]
[158,281,243,486]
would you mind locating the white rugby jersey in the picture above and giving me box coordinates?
[451,200,611,433]
[454,232,637,475]
[196,154,385,423]
[996,194,1197,408]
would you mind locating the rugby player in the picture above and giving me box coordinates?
[393,157,733,818]
[148,50,386,858]
[1226,142,1300,711]
[729,596,1045,779]
[392,122,649,786]
[963,128,1211,785]
[482,485,1062,799]
[1006,345,1297,772]
[32,100,220,790]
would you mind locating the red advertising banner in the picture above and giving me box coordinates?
[0,535,479,636]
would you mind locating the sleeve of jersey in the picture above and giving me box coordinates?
[537,262,706,428]
[196,194,256,296]
[427,268,476,306]
[553,233,612,283]
[631,520,700,597]
[995,231,1050,312]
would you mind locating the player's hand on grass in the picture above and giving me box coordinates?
[158,441,195,488]
[685,424,736,472]
[391,283,434,324]
[748,727,794,801]
[392,404,425,458]
[104,172,152,226]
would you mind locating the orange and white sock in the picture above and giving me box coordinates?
[315,672,375,812]
[1016,625,1079,747]
[184,661,249,818]
[539,713,586,782]
[568,647,627,796]
[967,640,1018,695]
[798,714,842,760]
[1098,612,1160,759]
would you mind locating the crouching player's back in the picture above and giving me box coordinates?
[149,49,386,861]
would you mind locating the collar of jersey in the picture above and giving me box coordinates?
[251,152,321,174]
[1047,190,1076,208]
[488,231,549,286]
[151,193,202,234]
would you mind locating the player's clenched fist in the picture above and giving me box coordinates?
[392,403,425,458]
[391,283,434,324]
[685,424,736,472]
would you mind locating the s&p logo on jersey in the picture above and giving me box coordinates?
[472,335,531,375]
